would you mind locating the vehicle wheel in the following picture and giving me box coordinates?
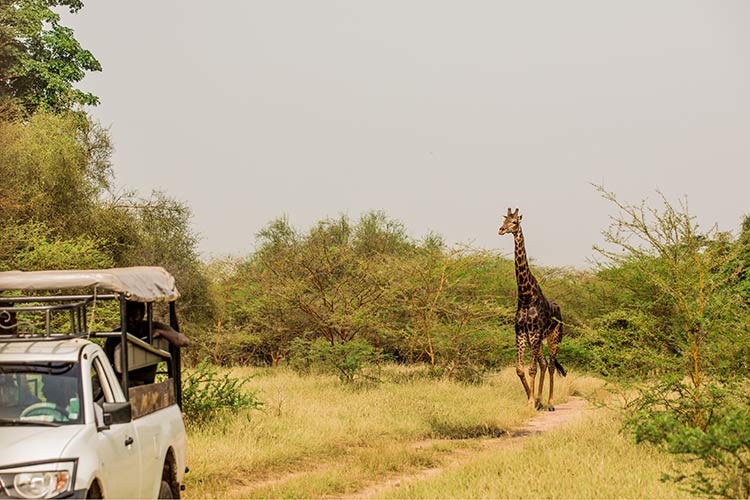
[158,480,174,499]
[85,481,102,499]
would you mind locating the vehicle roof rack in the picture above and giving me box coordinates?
[0,293,116,340]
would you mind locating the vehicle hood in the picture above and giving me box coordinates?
[0,425,85,466]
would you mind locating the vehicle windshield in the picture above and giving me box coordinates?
[0,362,83,425]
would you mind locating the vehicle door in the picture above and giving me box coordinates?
[89,354,142,499]
[127,381,167,497]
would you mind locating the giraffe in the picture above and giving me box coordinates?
[498,208,566,411]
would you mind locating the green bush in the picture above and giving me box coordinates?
[627,379,750,498]
[288,337,387,383]
[181,363,262,426]
[561,320,677,379]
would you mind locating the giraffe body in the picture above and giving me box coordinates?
[499,208,566,411]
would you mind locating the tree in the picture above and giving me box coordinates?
[0,109,213,325]
[113,191,215,323]
[380,240,513,381]
[0,0,101,113]
[226,256,306,367]
[0,109,113,235]
[594,185,741,388]
[253,214,399,346]
[595,186,750,498]
[727,215,750,304]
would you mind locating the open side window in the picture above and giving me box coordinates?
[91,357,116,405]
[90,355,132,428]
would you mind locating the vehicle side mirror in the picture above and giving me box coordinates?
[102,401,132,425]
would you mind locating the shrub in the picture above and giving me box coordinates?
[181,363,262,426]
[432,328,508,384]
[626,379,750,498]
[288,337,386,384]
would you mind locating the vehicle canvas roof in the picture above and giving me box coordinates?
[0,267,180,302]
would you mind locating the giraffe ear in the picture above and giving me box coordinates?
[519,215,523,221]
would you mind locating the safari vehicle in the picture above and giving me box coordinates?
[0,267,187,499]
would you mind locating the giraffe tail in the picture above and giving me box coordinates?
[551,302,566,377]
[554,358,567,377]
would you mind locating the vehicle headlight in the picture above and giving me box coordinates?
[0,460,76,499]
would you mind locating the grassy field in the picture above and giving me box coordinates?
[183,366,691,499]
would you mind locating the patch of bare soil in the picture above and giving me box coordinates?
[348,397,589,499]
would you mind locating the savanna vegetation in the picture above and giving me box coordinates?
[2,2,749,497]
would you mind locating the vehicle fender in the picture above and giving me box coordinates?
[59,423,103,494]
[133,404,187,497]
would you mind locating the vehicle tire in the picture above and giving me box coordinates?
[157,480,174,499]
[85,481,102,499]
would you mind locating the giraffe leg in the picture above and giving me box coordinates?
[536,349,548,408]
[547,329,560,412]
[515,334,532,401]
[547,361,556,411]
[528,342,542,410]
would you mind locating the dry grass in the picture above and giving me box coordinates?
[185,366,565,498]
[375,406,692,499]
[183,366,687,499]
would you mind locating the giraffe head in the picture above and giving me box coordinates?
[498,208,523,236]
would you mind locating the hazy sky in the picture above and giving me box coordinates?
[63,1,750,268]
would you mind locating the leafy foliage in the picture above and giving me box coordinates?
[254,213,398,344]
[0,110,112,234]
[114,190,215,323]
[182,363,263,427]
[0,109,214,326]
[594,187,750,497]
[627,380,750,498]
[288,337,386,384]
[0,0,100,113]
[0,220,112,271]
[594,186,745,387]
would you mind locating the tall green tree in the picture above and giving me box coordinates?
[595,187,750,498]
[0,0,100,113]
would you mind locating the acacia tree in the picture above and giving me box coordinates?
[595,186,750,498]
[225,256,307,367]
[384,241,512,377]
[253,213,406,346]
[594,185,741,388]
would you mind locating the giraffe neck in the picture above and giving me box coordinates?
[513,227,537,304]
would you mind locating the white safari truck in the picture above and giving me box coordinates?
[0,268,187,499]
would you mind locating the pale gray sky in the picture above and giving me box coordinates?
[64,1,750,268]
